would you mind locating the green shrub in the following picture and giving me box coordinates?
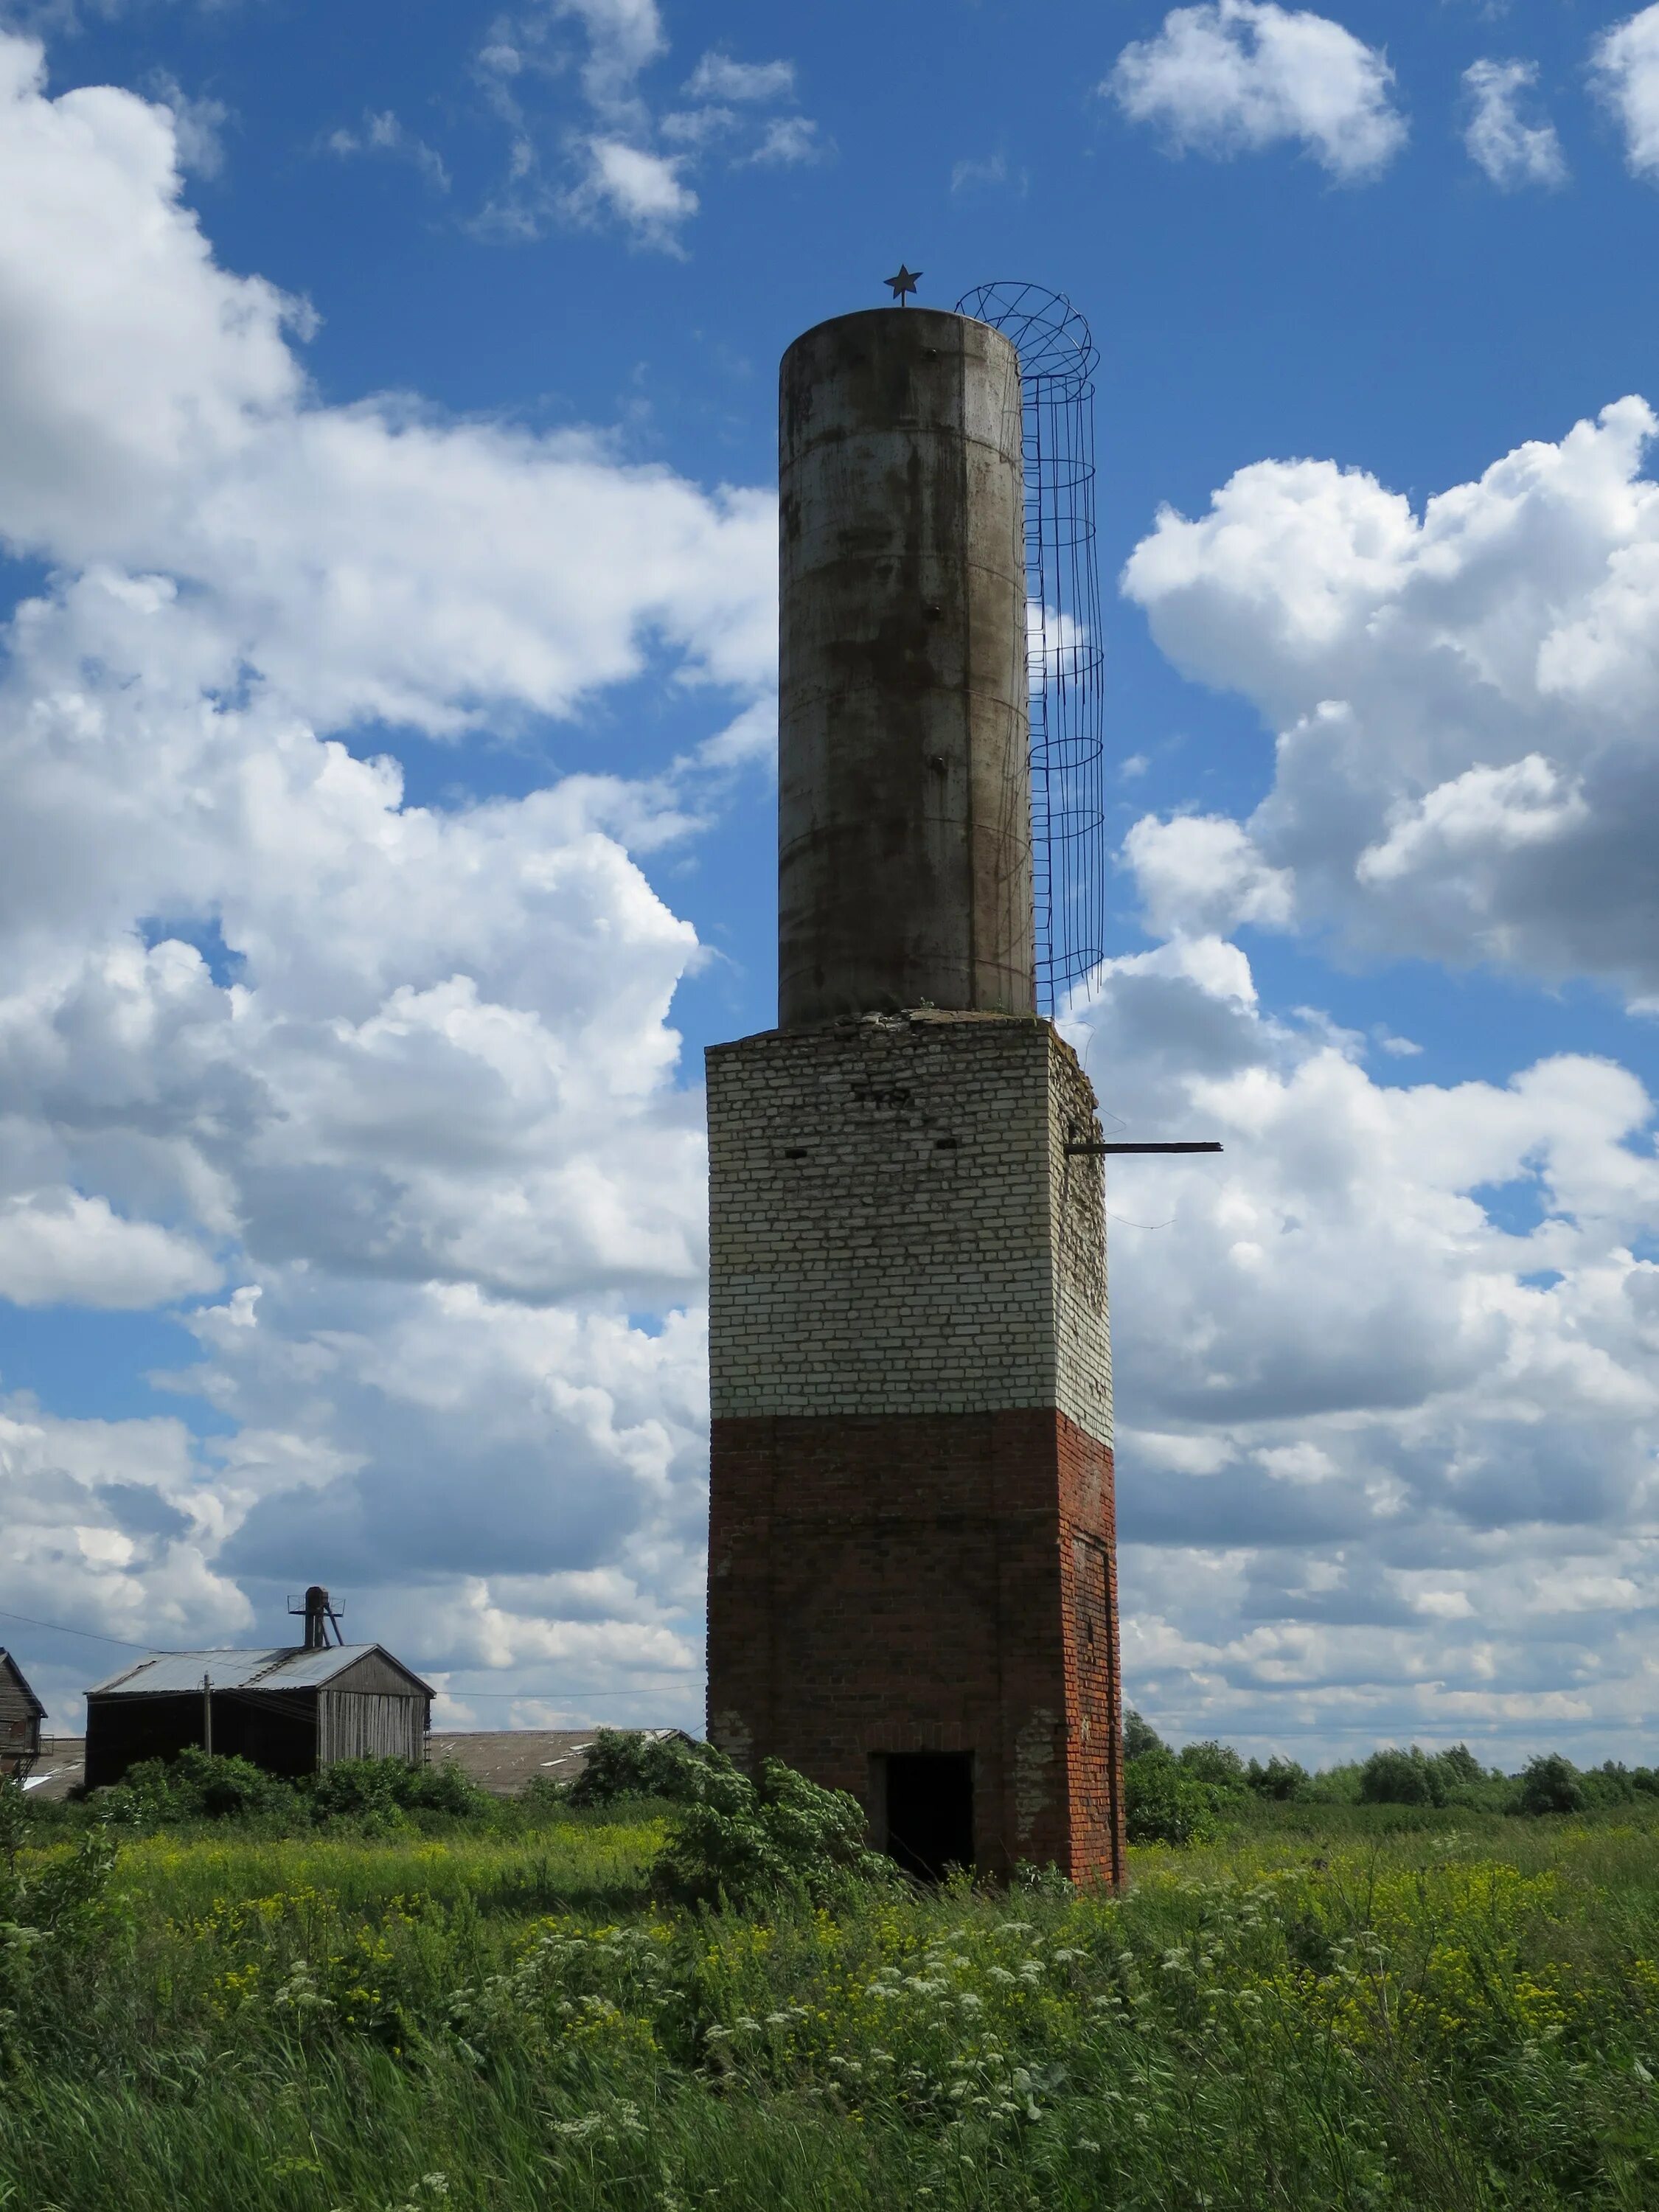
[304,1756,489,1826]
[567,1728,714,1808]
[1176,1739,1247,1790]
[1519,1753,1585,1816]
[1359,1746,1439,1806]
[103,1748,302,1825]
[1246,1754,1311,1801]
[1434,1742,1487,1790]
[650,1753,897,1909]
[1124,1750,1225,1846]
[92,1751,488,1832]
[1123,1708,1166,1761]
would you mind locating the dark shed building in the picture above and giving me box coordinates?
[84,1644,433,1791]
[0,1649,46,1781]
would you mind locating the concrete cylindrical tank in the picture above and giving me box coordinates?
[778,307,1034,1028]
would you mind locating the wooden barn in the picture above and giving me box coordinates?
[85,1631,432,1791]
[0,1649,46,1782]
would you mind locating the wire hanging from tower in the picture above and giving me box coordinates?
[956,281,1108,1016]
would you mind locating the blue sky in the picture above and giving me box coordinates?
[7,0,1659,1764]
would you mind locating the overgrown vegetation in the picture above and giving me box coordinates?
[1119,1711,1659,1840]
[86,1746,495,1833]
[566,1728,713,1809]
[650,1753,899,1910]
[7,1752,1659,2210]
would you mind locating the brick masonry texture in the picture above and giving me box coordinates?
[705,1011,1124,1885]
[706,1012,1112,1442]
[707,1407,1124,1885]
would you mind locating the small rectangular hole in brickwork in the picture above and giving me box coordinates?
[880,1752,974,1881]
[782,1147,808,1159]
[933,1136,959,1150]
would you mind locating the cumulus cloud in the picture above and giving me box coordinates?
[1462,58,1567,189]
[567,134,696,244]
[0,43,773,727]
[1062,941,1659,1759]
[1122,813,1295,939]
[0,31,771,1728]
[1592,4,1659,178]
[473,4,813,245]
[1121,397,1659,999]
[10,22,1659,1769]
[0,1190,219,1307]
[142,72,230,179]
[1107,0,1406,183]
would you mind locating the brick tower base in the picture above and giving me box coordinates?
[706,1012,1124,1887]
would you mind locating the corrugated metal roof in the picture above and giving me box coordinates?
[86,1645,431,1697]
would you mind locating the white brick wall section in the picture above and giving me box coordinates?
[706,1010,1113,1441]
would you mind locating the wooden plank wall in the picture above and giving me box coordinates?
[0,1658,41,1759]
[318,1692,425,1764]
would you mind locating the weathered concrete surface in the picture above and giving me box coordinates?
[778,307,1034,1028]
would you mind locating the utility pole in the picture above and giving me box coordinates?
[202,1672,212,1756]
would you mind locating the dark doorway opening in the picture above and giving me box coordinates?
[883,1753,974,1881]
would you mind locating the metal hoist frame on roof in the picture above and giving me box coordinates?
[956,282,1108,1015]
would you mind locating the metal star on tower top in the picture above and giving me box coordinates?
[884,264,921,303]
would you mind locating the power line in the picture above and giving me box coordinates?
[0,1606,168,1652]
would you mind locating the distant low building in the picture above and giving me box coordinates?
[84,1596,432,1790]
[0,1649,46,1782]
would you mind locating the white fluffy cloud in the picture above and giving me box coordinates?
[1062,940,1659,1758]
[1110,392,1659,1745]
[1123,814,1294,940]
[1462,59,1566,190]
[8,20,1659,1770]
[1592,5,1659,179]
[568,134,697,244]
[0,30,770,1730]
[1107,0,1406,183]
[1121,396,1659,999]
[0,1190,218,1308]
[474,1,814,246]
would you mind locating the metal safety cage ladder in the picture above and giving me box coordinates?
[956,282,1107,1015]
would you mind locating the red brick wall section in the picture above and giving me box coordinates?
[707,1408,1124,1887]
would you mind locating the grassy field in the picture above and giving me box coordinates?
[6,1798,1659,2211]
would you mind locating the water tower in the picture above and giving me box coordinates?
[704,290,1123,1884]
